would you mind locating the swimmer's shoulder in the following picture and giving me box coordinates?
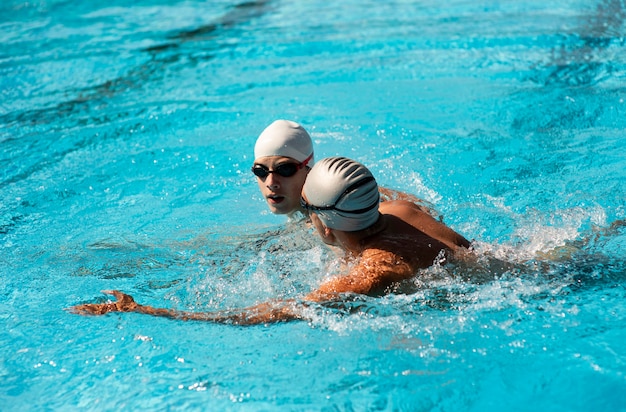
[379,199,434,219]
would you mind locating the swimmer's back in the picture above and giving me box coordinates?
[378,200,471,251]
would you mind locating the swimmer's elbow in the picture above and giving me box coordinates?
[457,234,471,249]
[304,289,341,303]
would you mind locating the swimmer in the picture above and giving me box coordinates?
[252,119,314,217]
[252,119,441,220]
[71,157,471,324]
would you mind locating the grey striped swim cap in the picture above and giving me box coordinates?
[302,157,380,232]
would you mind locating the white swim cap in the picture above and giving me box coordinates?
[302,157,380,232]
[254,120,314,164]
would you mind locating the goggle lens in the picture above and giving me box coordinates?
[252,163,299,178]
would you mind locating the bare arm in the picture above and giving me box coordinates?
[70,290,307,325]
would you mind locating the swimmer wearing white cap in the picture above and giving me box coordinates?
[72,157,471,324]
[251,119,441,220]
[252,119,314,216]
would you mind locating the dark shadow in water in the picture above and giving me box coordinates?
[532,0,626,88]
[0,0,274,212]
[148,1,272,52]
[511,0,626,133]
[0,0,272,130]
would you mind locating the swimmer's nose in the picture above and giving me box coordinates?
[266,173,280,189]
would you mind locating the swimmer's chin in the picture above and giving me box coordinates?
[267,199,295,215]
[267,196,289,214]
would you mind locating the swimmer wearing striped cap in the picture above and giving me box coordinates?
[300,157,471,300]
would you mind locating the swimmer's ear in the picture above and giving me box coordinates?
[320,225,336,243]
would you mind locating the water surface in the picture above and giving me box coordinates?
[1,0,625,410]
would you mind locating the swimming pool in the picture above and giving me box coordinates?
[1,0,625,410]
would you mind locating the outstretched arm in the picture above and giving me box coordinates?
[70,290,307,325]
[70,249,418,325]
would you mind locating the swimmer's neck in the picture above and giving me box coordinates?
[332,214,387,257]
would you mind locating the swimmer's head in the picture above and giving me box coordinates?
[253,120,314,216]
[254,120,314,164]
[301,157,380,232]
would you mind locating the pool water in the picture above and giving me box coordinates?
[2,0,626,410]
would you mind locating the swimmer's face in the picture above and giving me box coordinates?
[253,156,309,215]
[301,193,337,246]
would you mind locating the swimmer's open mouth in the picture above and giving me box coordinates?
[268,195,285,204]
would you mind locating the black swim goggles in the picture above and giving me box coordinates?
[251,154,313,179]
[300,176,379,214]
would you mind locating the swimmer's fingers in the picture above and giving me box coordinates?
[69,290,138,315]
[104,290,139,312]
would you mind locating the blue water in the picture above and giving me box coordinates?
[2,0,626,410]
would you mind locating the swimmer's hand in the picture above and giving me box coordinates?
[70,290,138,315]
